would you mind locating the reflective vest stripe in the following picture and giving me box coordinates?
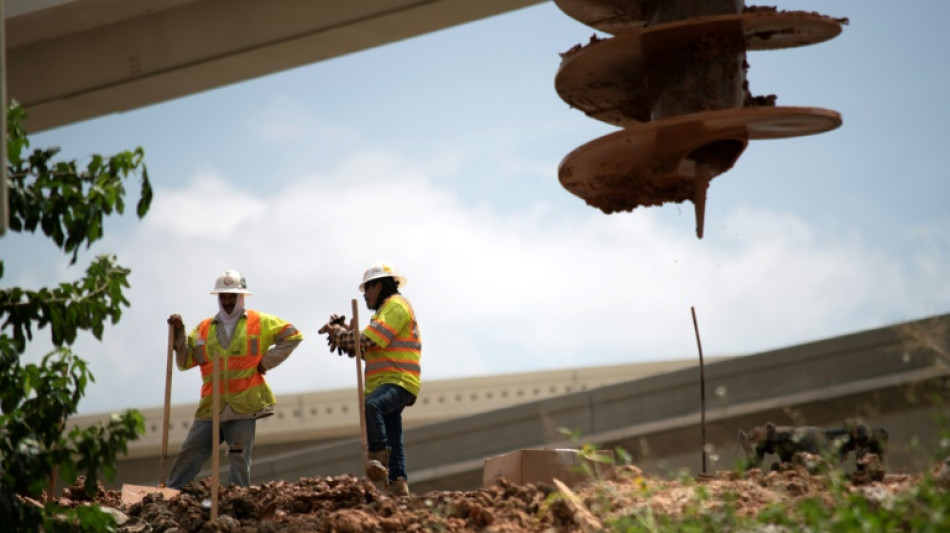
[224,355,263,370]
[365,359,421,374]
[198,353,262,374]
[367,321,398,343]
[387,340,422,350]
[377,347,419,353]
[195,319,213,364]
[200,372,266,397]
[246,311,261,355]
[199,362,263,385]
[366,366,421,378]
[275,324,298,341]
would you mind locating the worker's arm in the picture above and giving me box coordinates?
[258,316,304,373]
[327,325,377,357]
[259,337,302,371]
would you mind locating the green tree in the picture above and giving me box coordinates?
[1,102,151,532]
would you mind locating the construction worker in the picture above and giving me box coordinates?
[165,269,303,489]
[324,260,421,497]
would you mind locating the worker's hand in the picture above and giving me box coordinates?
[327,326,341,351]
[257,362,267,375]
[325,325,348,356]
[167,314,185,338]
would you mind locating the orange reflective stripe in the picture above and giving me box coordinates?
[366,366,421,377]
[366,357,421,374]
[245,311,261,335]
[227,355,263,370]
[376,344,420,352]
[246,310,261,355]
[198,358,261,385]
[201,373,266,397]
[229,373,265,393]
[198,361,220,382]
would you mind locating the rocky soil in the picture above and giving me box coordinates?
[45,461,935,533]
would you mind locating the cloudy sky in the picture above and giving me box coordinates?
[3,0,949,415]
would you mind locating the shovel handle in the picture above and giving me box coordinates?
[211,353,220,520]
[159,323,174,486]
[352,299,368,464]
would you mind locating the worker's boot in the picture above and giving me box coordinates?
[388,477,410,497]
[366,449,390,486]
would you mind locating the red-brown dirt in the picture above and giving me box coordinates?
[46,462,931,532]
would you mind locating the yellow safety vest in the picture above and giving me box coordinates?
[183,310,301,418]
[363,294,421,397]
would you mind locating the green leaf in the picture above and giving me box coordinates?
[1,102,148,532]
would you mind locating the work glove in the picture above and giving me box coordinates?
[166,314,186,347]
[332,330,359,358]
[320,314,348,355]
[325,325,348,356]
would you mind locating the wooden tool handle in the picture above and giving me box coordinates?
[211,354,220,520]
[159,323,174,487]
[352,299,368,465]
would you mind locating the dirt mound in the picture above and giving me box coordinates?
[49,465,924,532]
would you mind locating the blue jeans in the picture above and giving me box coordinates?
[365,384,415,482]
[166,418,256,489]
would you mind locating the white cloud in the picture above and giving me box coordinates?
[146,171,268,237]
[26,147,941,415]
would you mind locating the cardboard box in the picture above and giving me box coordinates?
[482,448,614,488]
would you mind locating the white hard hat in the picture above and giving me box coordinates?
[210,269,252,295]
[359,260,407,292]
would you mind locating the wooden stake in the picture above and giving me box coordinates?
[211,354,220,520]
[691,306,707,474]
[351,299,368,465]
[159,323,174,486]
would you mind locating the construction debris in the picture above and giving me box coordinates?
[738,421,889,481]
